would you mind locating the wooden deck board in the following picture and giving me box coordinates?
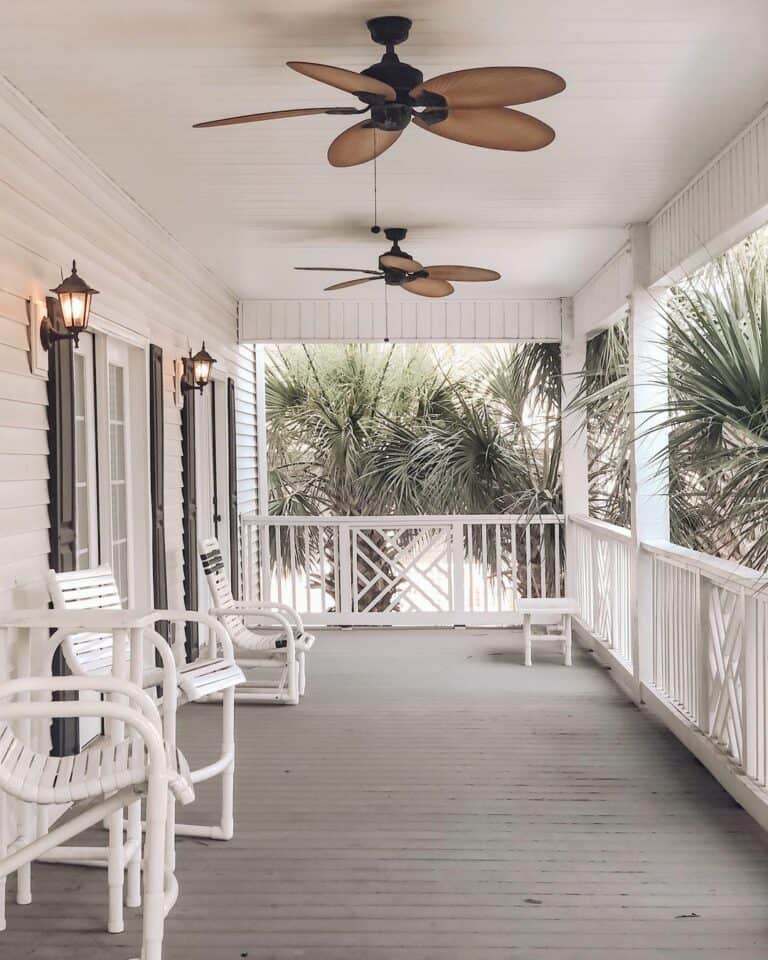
[4,627,768,958]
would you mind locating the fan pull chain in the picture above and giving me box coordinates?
[371,128,380,234]
[384,278,389,343]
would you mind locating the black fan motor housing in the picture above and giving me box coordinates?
[361,58,423,97]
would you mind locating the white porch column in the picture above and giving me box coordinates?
[254,344,269,516]
[560,297,589,599]
[628,224,670,694]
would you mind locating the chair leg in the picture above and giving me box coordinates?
[15,803,33,905]
[564,615,573,667]
[107,808,125,933]
[287,660,299,705]
[298,652,306,697]
[141,774,169,960]
[220,687,235,840]
[523,615,533,667]
[126,797,141,908]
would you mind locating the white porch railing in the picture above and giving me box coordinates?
[570,515,633,668]
[573,514,768,801]
[644,541,768,787]
[241,514,564,626]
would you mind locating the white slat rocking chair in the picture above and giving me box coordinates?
[0,674,193,960]
[200,537,316,705]
[47,567,245,842]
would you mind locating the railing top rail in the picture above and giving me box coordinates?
[642,538,768,592]
[569,513,632,543]
[241,513,565,527]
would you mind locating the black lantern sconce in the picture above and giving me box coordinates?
[183,342,216,394]
[40,261,99,351]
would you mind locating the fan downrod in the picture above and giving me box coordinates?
[366,16,412,48]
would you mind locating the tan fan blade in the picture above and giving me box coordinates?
[423,265,501,282]
[328,123,402,167]
[193,107,361,128]
[379,254,423,272]
[325,276,383,291]
[411,67,565,107]
[288,62,396,101]
[295,267,382,274]
[401,277,454,298]
[414,108,554,151]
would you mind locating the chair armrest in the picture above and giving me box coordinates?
[207,606,296,662]
[0,675,164,735]
[151,609,236,663]
[0,679,168,783]
[236,600,306,635]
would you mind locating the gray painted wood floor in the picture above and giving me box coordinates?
[4,628,768,959]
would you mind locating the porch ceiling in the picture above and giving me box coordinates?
[2,1,768,301]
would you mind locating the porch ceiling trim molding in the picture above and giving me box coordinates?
[238,298,562,343]
[572,242,631,338]
[649,102,768,285]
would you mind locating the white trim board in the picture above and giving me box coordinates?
[239,298,563,343]
[649,102,768,284]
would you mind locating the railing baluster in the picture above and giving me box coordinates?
[319,525,327,615]
[525,525,532,599]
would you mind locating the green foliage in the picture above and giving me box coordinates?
[578,313,631,526]
[660,234,768,568]
[266,342,562,519]
[571,228,768,571]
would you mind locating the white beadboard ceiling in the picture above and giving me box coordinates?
[2,0,768,301]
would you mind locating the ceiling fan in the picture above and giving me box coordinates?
[295,227,501,298]
[194,16,565,167]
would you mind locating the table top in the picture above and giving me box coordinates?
[0,609,158,630]
[516,597,580,615]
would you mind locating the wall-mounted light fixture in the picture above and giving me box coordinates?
[183,341,216,394]
[40,261,99,351]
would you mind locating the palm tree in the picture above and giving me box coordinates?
[658,234,768,568]
[570,228,768,571]
[265,342,563,605]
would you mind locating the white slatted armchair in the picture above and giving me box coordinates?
[47,567,245,841]
[0,674,192,960]
[200,537,316,704]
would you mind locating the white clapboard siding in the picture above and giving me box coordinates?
[240,298,563,343]
[0,77,258,722]
[650,104,768,283]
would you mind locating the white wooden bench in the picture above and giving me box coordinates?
[516,598,580,667]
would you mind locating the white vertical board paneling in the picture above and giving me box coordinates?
[650,105,768,283]
[573,245,632,336]
[239,298,562,342]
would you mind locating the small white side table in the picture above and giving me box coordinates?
[516,598,580,667]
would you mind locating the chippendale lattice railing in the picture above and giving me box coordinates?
[240,514,564,626]
[644,541,768,785]
[572,517,768,789]
[571,515,633,668]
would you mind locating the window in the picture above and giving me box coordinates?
[73,335,99,569]
[108,362,130,604]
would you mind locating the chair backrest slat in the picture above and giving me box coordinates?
[47,566,122,676]
[199,538,252,643]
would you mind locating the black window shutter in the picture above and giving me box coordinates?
[149,345,169,641]
[227,377,240,598]
[46,296,79,757]
[181,359,199,658]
